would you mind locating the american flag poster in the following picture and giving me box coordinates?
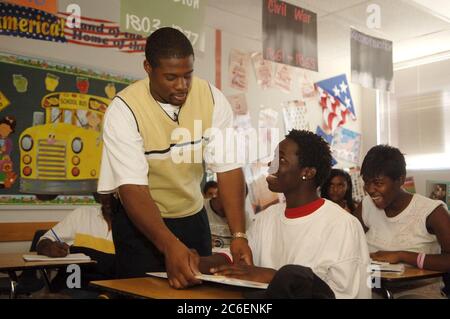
[331,127,361,164]
[315,74,356,134]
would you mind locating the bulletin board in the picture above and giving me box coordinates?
[0,53,132,204]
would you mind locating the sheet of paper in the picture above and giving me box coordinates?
[147,272,268,289]
[23,253,91,262]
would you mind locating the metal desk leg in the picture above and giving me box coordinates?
[40,269,52,292]
[383,288,394,299]
[8,271,18,299]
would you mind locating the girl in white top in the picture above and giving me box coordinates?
[354,145,450,298]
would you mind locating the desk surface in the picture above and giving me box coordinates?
[91,277,257,299]
[378,266,444,283]
[0,253,95,272]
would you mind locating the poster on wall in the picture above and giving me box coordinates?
[251,52,273,90]
[0,53,132,204]
[0,2,147,53]
[315,74,356,134]
[403,176,416,193]
[282,100,309,135]
[349,167,365,203]
[331,127,362,164]
[274,63,293,93]
[351,28,394,92]
[258,107,279,160]
[262,0,318,71]
[120,0,208,50]
[299,71,316,99]
[315,126,337,167]
[244,163,279,214]
[427,180,450,209]
[229,49,249,92]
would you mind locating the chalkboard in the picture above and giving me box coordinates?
[0,53,132,202]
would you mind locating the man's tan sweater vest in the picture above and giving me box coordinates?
[117,77,214,218]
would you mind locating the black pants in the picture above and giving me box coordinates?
[244,265,335,299]
[111,198,212,278]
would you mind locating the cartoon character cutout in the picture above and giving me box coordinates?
[86,111,102,132]
[0,116,17,188]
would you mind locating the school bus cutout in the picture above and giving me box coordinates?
[19,92,109,198]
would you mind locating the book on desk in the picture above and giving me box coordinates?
[370,261,405,273]
[22,253,91,262]
[147,272,268,289]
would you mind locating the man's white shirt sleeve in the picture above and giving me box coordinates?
[205,84,242,173]
[98,98,149,193]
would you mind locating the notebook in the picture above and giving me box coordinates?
[370,261,405,273]
[147,272,268,289]
[23,253,91,262]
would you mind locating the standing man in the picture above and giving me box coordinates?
[98,27,252,289]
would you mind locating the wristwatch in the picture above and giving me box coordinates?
[231,232,248,241]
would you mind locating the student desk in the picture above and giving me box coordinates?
[375,266,444,299]
[91,276,256,299]
[0,252,95,298]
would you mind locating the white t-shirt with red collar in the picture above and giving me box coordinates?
[248,199,371,299]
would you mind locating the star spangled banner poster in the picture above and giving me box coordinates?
[315,74,356,134]
[351,28,393,92]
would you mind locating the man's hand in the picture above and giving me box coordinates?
[164,239,202,289]
[230,238,253,265]
[210,263,275,283]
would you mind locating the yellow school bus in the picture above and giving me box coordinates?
[19,92,109,198]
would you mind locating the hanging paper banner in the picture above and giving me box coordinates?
[263,0,318,71]
[0,2,66,43]
[351,28,393,92]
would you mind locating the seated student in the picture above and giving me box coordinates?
[321,168,356,214]
[37,193,116,297]
[201,130,371,299]
[353,145,450,299]
[205,185,255,248]
[202,180,218,199]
